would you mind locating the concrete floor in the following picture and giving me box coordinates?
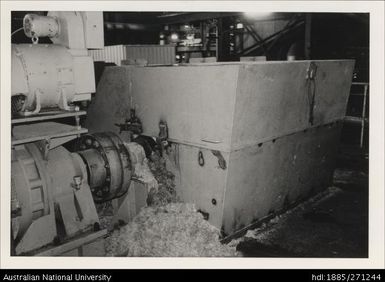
[231,145,369,258]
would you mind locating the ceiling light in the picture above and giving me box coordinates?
[170,33,179,41]
[243,12,273,20]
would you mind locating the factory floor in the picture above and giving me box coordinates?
[232,145,369,258]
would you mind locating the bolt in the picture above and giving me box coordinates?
[73,176,82,190]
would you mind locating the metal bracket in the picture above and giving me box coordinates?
[20,89,42,116]
[71,176,83,190]
[59,88,71,111]
[157,120,169,157]
[212,150,227,170]
[201,139,222,144]
[36,138,51,160]
[306,62,318,125]
[114,108,143,138]
[306,61,318,80]
[198,151,205,167]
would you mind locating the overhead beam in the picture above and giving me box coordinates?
[156,12,241,25]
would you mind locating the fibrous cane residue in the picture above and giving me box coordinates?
[105,203,238,257]
[146,152,177,207]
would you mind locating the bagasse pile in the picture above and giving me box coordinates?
[104,151,237,257]
[97,150,176,230]
[146,152,177,206]
[105,203,238,257]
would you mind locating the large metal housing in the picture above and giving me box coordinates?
[86,60,354,235]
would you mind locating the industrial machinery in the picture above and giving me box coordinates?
[11,132,149,256]
[11,11,355,256]
[86,60,354,237]
[12,12,103,115]
[11,12,156,256]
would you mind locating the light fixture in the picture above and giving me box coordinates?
[243,12,273,20]
[170,33,179,41]
[115,23,124,29]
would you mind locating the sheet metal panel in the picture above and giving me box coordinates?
[125,45,176,65]
[87,61,353,151]
[88,45,176,66]
[130,65,238,151]
[88,45,126,66]
[86,65,239,152]
[85,67,132,134]
[174,145,230,229]
[222,122,342,234]
[163,122,342,234]
[230,60,354,150]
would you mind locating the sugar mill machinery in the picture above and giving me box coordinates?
[10,11,355,257]
[11,12,156,256]
[86,60,355,236]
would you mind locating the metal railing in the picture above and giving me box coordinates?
[344,82,369,148]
